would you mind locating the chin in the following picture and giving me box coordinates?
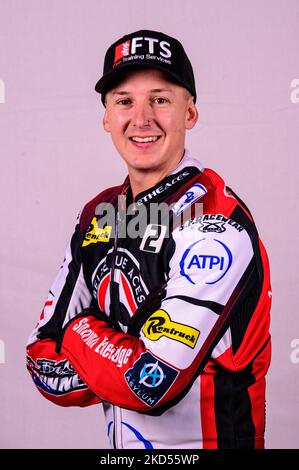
[137,160,164,170]
[127,155,163,170]
[132,162,159,171]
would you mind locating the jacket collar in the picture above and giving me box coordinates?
[170,148,203,175]
[125,149,204,206]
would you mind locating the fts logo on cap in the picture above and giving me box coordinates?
[114,36,172,65]
[114,40,131,62]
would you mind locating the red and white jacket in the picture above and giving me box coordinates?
[26,150,271,449]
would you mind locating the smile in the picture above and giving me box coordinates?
[129,136,161,143]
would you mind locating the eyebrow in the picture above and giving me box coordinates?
[111,88,174,95]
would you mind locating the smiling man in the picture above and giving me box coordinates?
[26,30,272,449]
[102,68,197,196]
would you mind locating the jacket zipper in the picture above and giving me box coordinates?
[112,406,117,449]
[110,191,127,448]
[111,211,120,449]
[109,193,126,332]
[113,405,123,449]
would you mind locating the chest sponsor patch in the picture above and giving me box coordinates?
[136,170,191,205]
[180,237,233,285]
[125,352,179,407]
[179,214,244,233]
[92,248,149,328]
[82,217,112,247]
[172,183,207,216]
[142,309,200,349]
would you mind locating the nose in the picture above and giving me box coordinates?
[131,101,154,128]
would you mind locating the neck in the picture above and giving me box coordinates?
[128,149,185,198]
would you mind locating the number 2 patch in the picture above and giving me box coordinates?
[139,224,167,253]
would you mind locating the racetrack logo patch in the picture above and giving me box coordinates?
[142,309,200,349]
[179,214,244,233]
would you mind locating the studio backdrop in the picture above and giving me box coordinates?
[0,0,298,449]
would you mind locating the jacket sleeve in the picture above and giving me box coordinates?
[26,216,101,407]
[56,211,271,413]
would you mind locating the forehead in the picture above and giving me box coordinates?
[109,68,182,94]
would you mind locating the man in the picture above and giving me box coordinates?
[26,30,272,449]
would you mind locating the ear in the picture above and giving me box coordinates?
[185,99,199,130]
[103,110,110,133]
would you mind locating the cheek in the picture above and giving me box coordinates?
[161,110,186,134]
[165,120,186,139]
[109,115,128,138]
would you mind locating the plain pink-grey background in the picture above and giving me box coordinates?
[0,0,298,448]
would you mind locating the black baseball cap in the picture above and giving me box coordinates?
[95,29,197,106]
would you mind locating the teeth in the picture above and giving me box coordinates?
[131,136,159,143]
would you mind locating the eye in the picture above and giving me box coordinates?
[153,97,169,104]
[116,98,131,105]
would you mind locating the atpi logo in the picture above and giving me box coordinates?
[114,36,172,64]
[180,237,233,285]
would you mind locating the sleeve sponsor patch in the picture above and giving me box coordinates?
[124,352,179,407]
[142,309,200,349]
[180,237,233,285]
[26,356,86,395]
[172,183,207,216]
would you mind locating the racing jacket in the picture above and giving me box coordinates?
[26,149,271,449]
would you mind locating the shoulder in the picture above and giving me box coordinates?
[79,184,122,231]
[198,167,254,222]
[169,165,260,264]
[169,169,258,297]
[168,164,255,226]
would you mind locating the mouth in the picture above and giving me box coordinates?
[129,135,162,149]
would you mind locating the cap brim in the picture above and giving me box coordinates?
[95,61,192,97]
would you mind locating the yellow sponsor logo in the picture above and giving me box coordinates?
[82,217,112,247]
[142,309,200,349]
